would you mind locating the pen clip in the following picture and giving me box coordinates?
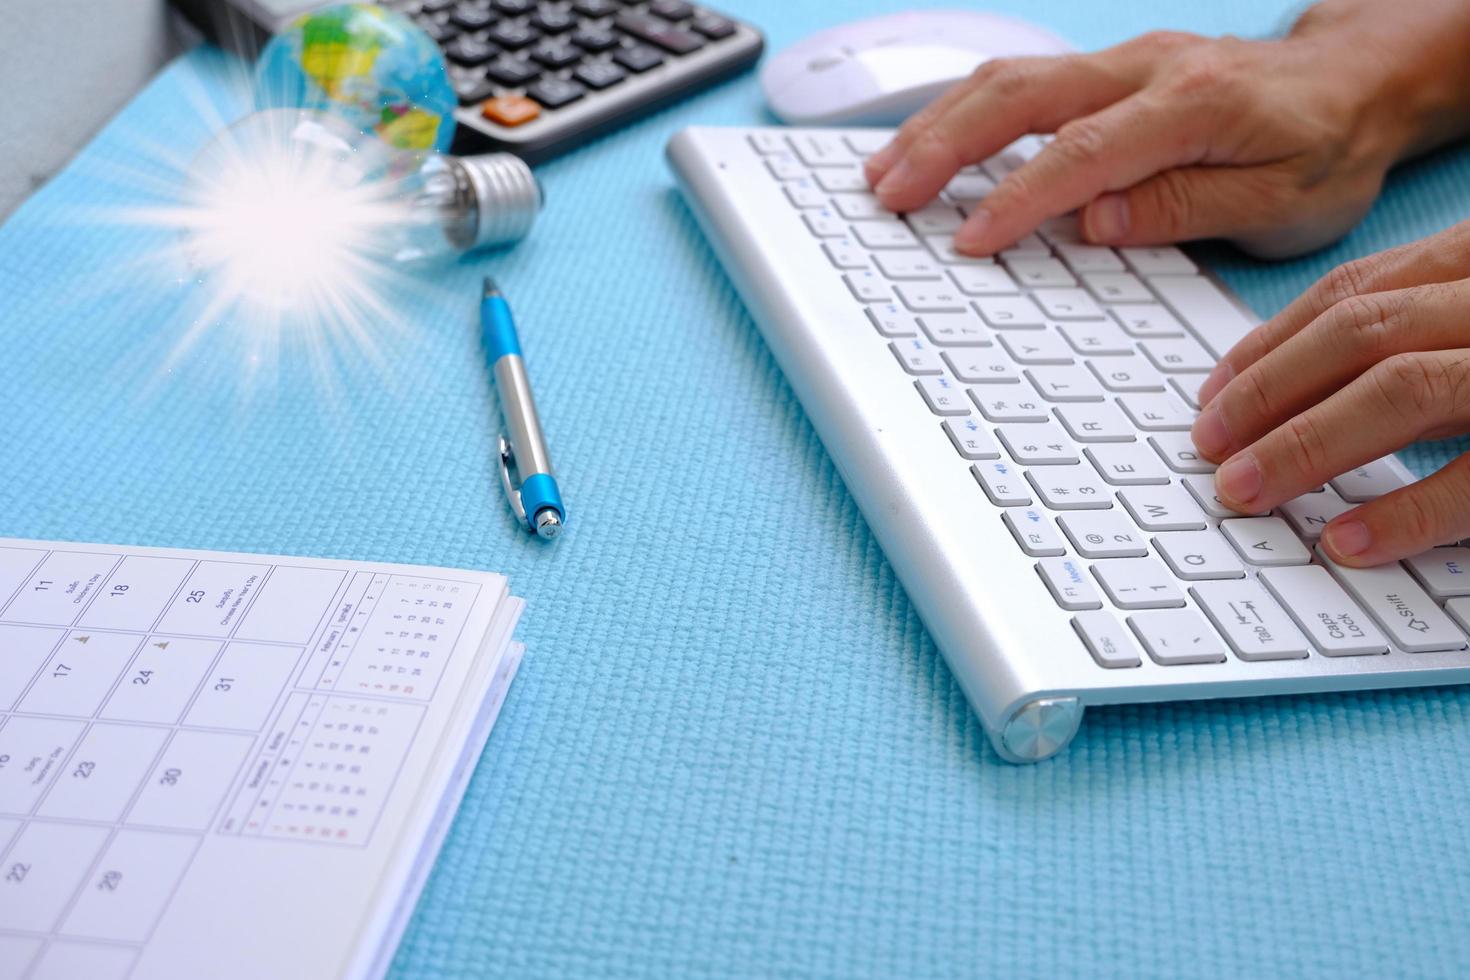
[497,434,529,530]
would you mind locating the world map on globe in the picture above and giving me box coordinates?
[253,3,458,153]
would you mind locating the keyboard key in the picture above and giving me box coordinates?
[1093,558,1186,609]
[1036,213,1082,245]
[1317,546,1467,652]
[1448,598,1470,636]
[866,304,918,337]
[691,13,738,39]
[783,179,827,209]
[845,133,890,156]
[870,249,940,279]
[1330,458,1409,502]
[481,93,541,126]
[924,235,993,264]
[1181,473,1267,519]
[999,232,1049,258]
[1153,530,1246,580]
[1280,487,1355,539]
[1140,337,1214,373]
[445,35,500,66]
[1117,392,1195,431]
[1190,580,1310,660]
[915,376,970,415]
[1039,558,1105,610]
[975,295,1045,329]
[1258,565,1389,655]
[1169,374,1206,409]
[948,265,1019,295]
[1219,517,1312,566]
[763,152,805,180]
[1149,274,1255,360]
[1405,547,1470,599]
[1121,246,1196,276]
[570,26,620,51]
[832,194,888,220]
[944,349,1016,384]
[805,210,848,238]
[615,12,705,53]
[972,383,1048,422]
[1149,432,1215,473]
[1033,288,1105,320]
[943,418,1000,459]
[1003,507,1067,556]
[1082,272,1152,303]
[852,222,919,249]
[1056,403,1134,443]
[573,61,627,89]
[942,172,997,200]
[487,20,539,48]
[1119,484,1208,531]
[1111,303,1186,338]
[814,169,873,194]
[890,338,944,375]
[1129,608,1228,664]
[1054,242,1124,273]
[1073,610,1143,666]
[997,422,1077,465]
[1006,258,1076,288]
[906,204,965,235]
[1025,365,1105,402]
[918,313,990,346]
[1056,321,1133,356]
[485,54,541,84]
[843,270,891,302]
[896,284,966,312]
[789,132,856,167]
[1087,356,1167,393]
[1059,511,1147,556]
[998,332,1073,365]
[1085,443,1171,485]
[613,43,665,72]
[974,460,1032,506]
[1027,465,1111,510]
[529,42,584,70]
[821,239,866,268]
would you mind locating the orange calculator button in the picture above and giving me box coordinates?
[481,95,541,127]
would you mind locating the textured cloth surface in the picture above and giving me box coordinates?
[4,2,1470,977]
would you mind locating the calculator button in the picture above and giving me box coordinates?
[615,12,706,54]
[529,41,584,70]
[449,2,497,30]
[485,57,541,87]
[487,20,539,48]
[574,61,627,90]
[529,7,576,33]
[415,17,460,43]
[445,35,499,66]
[649,0,695,18]
[569,26,620,52]
[491,0,533,13]
[572,0,619,16]
[482,93,543,126]
[453,71,499,105]
[691,13,737,39]
[614,44,666,73]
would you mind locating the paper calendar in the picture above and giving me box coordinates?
[0,538,524,980]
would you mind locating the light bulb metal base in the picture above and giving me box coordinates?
[454,153,544,250]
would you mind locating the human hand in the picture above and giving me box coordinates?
[864,0,1470,258]
[1189,220,1470,566]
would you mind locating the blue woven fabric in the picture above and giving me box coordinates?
[4,2,1470,976]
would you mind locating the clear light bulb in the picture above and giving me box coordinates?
[179,108,541,309]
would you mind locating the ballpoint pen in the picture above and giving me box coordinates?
[481,275,566,540]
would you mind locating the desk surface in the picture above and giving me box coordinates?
[4,1,1470,976]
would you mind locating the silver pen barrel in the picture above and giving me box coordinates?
[493,354,554,478]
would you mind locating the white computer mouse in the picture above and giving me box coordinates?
[761,10,1073,126]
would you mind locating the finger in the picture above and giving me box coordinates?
[872,54,1140,214]
[1213,350,1470,514]
[1078,164,1295,248]
[1322,453,1470,565]
[1191,279,1470,461]
[952,92,1207,255]
[864,77,981,183]
[1197,218,1470,405]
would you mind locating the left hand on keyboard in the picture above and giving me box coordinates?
[1189,219,1470,567]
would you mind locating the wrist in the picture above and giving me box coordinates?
[1290,0,1470,163]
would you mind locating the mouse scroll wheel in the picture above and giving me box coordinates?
[806,54,844,72]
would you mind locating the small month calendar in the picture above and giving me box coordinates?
[0,538,524,980]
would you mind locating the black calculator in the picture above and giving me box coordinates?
[173,0,764,162]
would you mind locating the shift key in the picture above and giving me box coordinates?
[1316,547,1467,652]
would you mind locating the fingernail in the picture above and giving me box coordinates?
[1191,407,1231,459]
[1198,361,1235,406]
[866,143,899,175]
[1085,193,1130,243]
[954,208,993,253]
[874,160,912,199]
[1216,453,1262,505]
[1323,520,1372,558]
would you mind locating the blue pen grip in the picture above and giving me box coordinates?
[481,295,522,361]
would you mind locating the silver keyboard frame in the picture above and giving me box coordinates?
[668,125,1469,763]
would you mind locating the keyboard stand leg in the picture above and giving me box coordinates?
[997,697,1084,763]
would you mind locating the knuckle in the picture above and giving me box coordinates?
[1236,368,1277,425]
[1164,53,1230,99]
[981,60,1029,100]
[1317,257,1381,308]
[1051,118,1110,168]
[1330,293,1404,360]
[1375,352,1451,418]
[1395,486,1440,547]
[908,127,962,170]
[1281,413,1331,476]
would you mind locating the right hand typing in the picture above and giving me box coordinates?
[863,0,1470,258]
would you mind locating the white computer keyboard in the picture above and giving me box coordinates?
[668,125,1470,762]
